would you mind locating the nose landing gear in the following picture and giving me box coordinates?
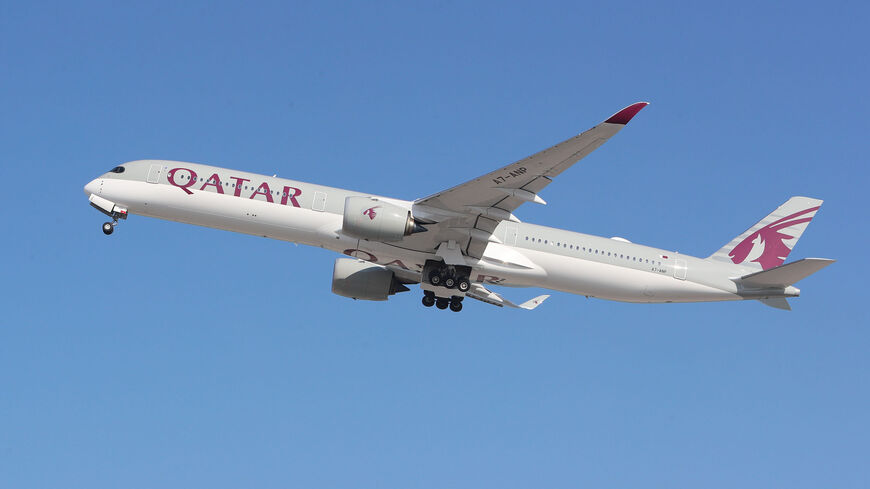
[89,195,127,236]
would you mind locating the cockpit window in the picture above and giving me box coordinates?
[109,166,125,173]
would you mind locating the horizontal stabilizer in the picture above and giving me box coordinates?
[738,258,835,288]
[759,298,791,310]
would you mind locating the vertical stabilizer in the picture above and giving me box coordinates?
[708,196,822,271]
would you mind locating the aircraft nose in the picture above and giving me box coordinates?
[84,178,100,196]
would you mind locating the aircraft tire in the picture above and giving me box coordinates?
[457,278,470,293]
[435,298,449,310]
[429,271,441,286]
[449,300,463,312]
[422,295,435,307]
[102,222,114,235]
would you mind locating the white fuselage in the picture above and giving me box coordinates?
[85,160,768,305]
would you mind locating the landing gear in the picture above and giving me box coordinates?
[424,294,464,313]
[421,260,472,312]
[423,290,463,312]
[424,261,470,290]
[89,196,127,236]
[457,277,470,293]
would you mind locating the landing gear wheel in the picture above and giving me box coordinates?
[449,300,463,312]
[422,295,435,307]
[435,298,449,310]
[457,278,470,293]
[429,271,442,286]
[444,276,456,288]
[102,222,114,235]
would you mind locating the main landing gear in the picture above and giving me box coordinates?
[422,290,463,312]
[427,268,471,292]
[420,259,471,312]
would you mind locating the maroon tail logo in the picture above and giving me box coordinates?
[363,206,380,220]
[729,206,819,269]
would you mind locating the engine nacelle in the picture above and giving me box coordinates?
[342,196,424,242]
[331,258,409,301]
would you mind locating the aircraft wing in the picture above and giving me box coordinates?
[409,102,647,258]
[466,283,550,310]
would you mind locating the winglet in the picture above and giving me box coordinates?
[605,102,649,125]
[518,295,550,310]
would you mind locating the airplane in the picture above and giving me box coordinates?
[83,102,833,312]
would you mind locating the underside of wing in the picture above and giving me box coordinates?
[466,283,550,310]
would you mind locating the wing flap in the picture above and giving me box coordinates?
[758,298,792,310]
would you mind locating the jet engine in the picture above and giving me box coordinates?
[331,258,410,301]
[342,196,426,242]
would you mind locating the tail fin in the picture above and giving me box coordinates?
[708,196,823,270]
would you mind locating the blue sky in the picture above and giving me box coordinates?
[1,1,867,487]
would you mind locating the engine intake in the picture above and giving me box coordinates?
[343,196,425,242]
[331,258,410,301]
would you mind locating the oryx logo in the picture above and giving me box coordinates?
[363,206,380,220]
[729,206,819,269]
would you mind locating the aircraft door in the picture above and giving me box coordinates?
[146,164,162,183]
[312,192,327,211]
[503,223,518,246]
[674,259,687,280]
